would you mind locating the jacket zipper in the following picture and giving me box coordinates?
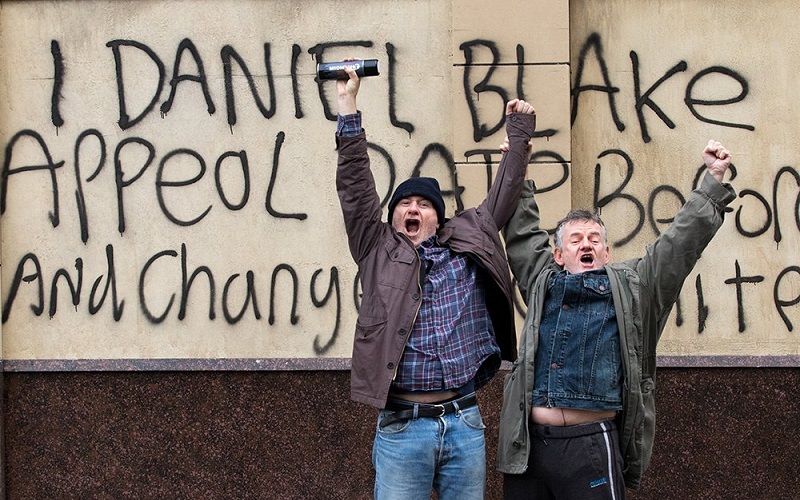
[610,267,636,453]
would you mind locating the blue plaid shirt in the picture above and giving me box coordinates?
[337,113,500,393]
[393,237,500,392]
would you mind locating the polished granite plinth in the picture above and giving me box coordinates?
[3,368,798,499]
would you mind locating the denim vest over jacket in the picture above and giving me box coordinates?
[497,172,736,489]
[533,270,622,411]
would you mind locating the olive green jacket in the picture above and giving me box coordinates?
[497,172,735,489]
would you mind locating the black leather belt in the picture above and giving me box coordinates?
[380,393,478,428]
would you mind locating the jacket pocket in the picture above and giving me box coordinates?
[376,241,416,290]
[355,293,387,339]
[497,364,529,474]
[583,275,612,296]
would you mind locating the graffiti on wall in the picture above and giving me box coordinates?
[0,21,574,359]
[570,32,800,338]
[1,1,798,360]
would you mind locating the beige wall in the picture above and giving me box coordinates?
[0,0,569,360]
[2,0,798,362]
[571,0,800,357]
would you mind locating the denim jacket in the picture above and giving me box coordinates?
[497,172,735,489]
[533,270,622,411]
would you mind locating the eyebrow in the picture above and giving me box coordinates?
[568,230,603,239]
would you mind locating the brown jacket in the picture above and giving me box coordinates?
[336,113,536,408]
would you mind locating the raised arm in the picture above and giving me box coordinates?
[334,62,384,263]
[503,180,557,303]
[480,100,536,229]
[636,139,736,333]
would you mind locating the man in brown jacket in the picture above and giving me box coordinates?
[335,60,535,499]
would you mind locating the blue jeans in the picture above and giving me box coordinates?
[372,404,486,500]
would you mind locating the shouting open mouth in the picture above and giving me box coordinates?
[404,218,421,237]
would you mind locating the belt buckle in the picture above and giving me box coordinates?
[432,404,446,417]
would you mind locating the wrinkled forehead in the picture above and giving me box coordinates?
[562,219,605,236]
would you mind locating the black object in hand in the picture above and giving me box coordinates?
[316,59,380,80]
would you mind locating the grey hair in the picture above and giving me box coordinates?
[553,209,607,249]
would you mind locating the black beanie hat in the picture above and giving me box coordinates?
[388,177,445,227]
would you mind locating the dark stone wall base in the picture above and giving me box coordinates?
[3,368,798,499]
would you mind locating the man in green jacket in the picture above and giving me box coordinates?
[498,140,736,499]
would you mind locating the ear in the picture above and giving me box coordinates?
[553,248,564,267]
[603,247,611,264]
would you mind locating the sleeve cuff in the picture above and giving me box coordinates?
[336,111,363,137]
